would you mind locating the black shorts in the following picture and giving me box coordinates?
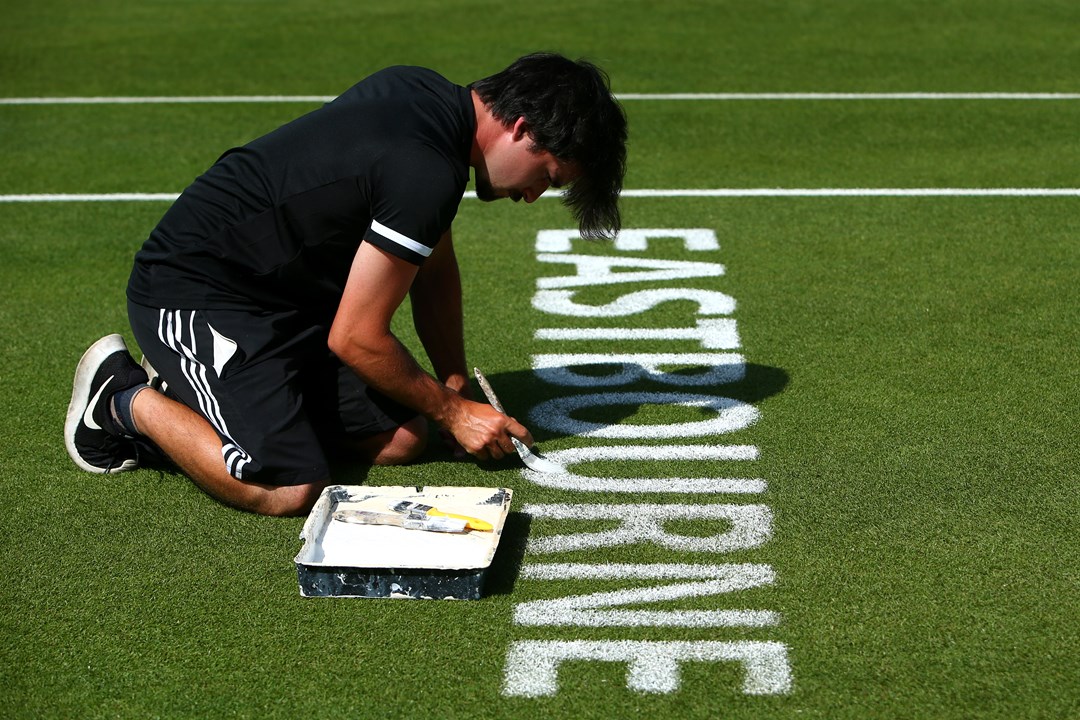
[128,300,419,486]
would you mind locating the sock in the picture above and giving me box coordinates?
[109,384,150,437]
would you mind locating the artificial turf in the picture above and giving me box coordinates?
[3,1,1078,718]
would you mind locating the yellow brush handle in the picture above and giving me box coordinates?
[430,509,493,532]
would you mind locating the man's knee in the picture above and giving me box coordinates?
[365,416,428,466]
[249,481,328,517]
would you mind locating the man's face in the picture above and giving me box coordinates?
[474,117,581,204]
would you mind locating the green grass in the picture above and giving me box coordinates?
[3,1,1079,718]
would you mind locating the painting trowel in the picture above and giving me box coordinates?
[473,367,565,474]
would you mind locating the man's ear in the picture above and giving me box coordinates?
[511,116,530,142]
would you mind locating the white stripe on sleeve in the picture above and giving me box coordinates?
[369,219,433,258]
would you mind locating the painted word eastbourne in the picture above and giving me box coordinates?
[501,228,792,698]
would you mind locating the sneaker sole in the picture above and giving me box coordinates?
[139,354,167,393]
[64,334,139,474]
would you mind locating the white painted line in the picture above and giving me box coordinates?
[0,96,335,105]
[3,189,1080,203]
[0,193,180,202]
[3,93,1080,105]
[616,92,1080,100]
[620,188,1080,198]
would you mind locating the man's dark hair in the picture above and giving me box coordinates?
[471,53,628,240]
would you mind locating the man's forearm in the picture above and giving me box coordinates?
[331,327,462,426]
[331,238,530,459]
[410,229,469,394]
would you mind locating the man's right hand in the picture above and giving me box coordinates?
[443,396,534,461]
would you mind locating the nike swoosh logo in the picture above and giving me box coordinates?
[82,375,115,431]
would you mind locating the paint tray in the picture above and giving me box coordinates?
[294,485,513,599]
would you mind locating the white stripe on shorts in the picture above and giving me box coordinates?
[157,309,252,480]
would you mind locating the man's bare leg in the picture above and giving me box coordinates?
[131,390,427,516]
[349,415,428,466]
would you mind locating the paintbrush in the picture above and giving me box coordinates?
[333,508,468,533]
[389,500,493,532]
[473,367,565,474]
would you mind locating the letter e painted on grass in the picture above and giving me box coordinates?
[503,640,792,697]
[535,228,719,253]
[536,254,724,288]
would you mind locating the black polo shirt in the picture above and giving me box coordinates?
[127,66,475,320]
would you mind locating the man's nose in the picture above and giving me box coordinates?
[524,179,550,203]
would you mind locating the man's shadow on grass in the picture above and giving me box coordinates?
[420,363,790,597]
[462,363,790,445]
[330,362,788,474]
